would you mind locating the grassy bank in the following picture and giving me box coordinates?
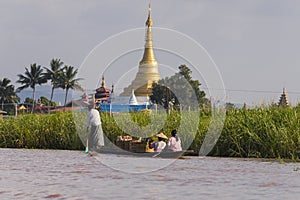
[215,106,300,159]
[0,112,84,150]
[0,107,299,159]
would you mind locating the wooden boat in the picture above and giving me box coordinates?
[93,146,197,158]
[91,136,197,158]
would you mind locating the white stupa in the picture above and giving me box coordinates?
[129,90,139,105]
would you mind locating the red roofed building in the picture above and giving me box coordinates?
[95,76,113,103]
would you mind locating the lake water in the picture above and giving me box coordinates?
[0,148,299,200]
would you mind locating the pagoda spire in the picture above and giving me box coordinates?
[120,4,160,97]
[146,3,153,28]
[140,3,156,64]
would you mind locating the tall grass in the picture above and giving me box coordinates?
[214,106,300,159]
[0,112,83,150]
[0,106,299,159]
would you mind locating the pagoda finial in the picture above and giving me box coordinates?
[101,75,106,88]
[146,3,153,28]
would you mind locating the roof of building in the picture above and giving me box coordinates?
[278,87,289,107]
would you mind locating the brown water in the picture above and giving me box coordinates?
[0,148,299,200]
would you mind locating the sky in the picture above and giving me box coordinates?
[1,0,300,105]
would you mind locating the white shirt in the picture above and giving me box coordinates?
[167,137,182,152]
[155,141,166,152]
[86,108,101,128]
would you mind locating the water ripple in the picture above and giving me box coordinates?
[0,149,299,200]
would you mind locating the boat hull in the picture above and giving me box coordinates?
[93,147,196,158]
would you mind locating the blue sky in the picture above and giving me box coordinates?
[1,0,300,105]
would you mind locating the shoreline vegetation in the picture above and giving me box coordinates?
[0,106,299,161]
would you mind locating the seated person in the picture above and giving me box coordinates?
[167,130,182,152]
[153,132,168,152]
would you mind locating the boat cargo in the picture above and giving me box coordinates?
[94,135,196,158]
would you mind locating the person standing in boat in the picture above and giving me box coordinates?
[167,130,182,152]
[154,133,168,152]
[86,103,104,151]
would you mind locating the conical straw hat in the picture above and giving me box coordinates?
[156,132,168,139]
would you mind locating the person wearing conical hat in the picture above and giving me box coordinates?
[154,132,168,152]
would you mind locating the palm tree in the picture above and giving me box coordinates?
[16,63,47,113]
[43,58,64,110]
[0,78,19,111]
[59,65,84,107]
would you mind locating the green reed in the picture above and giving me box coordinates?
[0,106,299,159]
[0,112,84,150]
[214,106,300,159]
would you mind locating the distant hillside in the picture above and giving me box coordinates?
[17,85,78,105]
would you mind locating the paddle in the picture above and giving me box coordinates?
[85,131,89,154]
[152,152,161,158]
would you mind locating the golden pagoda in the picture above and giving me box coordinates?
[278,87,290,107]
[120,4,160,97]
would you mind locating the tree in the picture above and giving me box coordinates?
[0,78,19,111]
[178,65,207,105]
[225,102,235,111]
[23,97,34,112]
[58,65,84,107]
[40,96,56,107]
[150,65,207,110]
[16,63,47,113]
[43,58,64,109]
[151,82,178,110]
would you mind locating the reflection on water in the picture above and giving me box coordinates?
[0,148,299,200]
